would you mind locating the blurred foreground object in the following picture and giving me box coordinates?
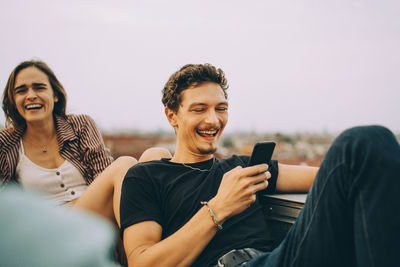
[0,186,119,267]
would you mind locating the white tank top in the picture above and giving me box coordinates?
[16,140,88,205]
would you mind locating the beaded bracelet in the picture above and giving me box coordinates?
[200,201,223,231]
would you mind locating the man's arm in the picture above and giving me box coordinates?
[276,163,318,192]
[123,164,270,267]
[124,207,218,267]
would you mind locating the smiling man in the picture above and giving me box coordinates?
[119,64,400,267]
[119,64,316,267]
[165,81,228,160]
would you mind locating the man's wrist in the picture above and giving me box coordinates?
[207,198,230,224]
[201,201,223,231]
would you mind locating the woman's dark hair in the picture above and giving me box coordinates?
[2,59,67,130]
[162,63,228,112]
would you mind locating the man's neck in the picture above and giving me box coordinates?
[171,151,214,164]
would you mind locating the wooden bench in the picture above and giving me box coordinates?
[261,193,307,248]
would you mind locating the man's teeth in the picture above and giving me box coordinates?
[198,129,218,136]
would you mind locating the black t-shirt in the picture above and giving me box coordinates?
[120,155,279,267]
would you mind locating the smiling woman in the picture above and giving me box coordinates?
[13,67,58,129]
[0,60,127,210]
[0,59,172,265]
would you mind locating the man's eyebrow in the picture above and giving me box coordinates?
[189,101,228,107]
[189,103,207,108]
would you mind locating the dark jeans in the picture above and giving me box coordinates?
[243,125,400,267]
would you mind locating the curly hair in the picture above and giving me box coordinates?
[2,59,67,130]
[162,63,229,112]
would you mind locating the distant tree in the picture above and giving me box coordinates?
[222,137,235,148]
[276,133,292,143]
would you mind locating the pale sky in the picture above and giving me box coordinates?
[1,0,399,134]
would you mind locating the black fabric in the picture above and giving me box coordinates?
[120,155,279,267]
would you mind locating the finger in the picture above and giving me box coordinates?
[254,171,271,180]
[241,164,269,177]
[250,193,257,202]
[225,165,243,175]
[246,171,270,185]
[252,180,269,193]
[222,166,244,181]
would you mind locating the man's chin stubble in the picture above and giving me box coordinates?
[198,147,217,155]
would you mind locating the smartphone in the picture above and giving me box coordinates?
[248,141,276,166]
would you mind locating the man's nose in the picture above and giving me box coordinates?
[205,110,218,124]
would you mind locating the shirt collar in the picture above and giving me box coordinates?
[54,115,77,144]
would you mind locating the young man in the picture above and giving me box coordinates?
[120,64,400,267]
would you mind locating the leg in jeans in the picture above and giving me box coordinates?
[247,125,400,267]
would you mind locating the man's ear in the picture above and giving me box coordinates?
[165,107,178,128]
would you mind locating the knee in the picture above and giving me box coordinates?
[113,156,138,169]
[330,125,399,168]
[338,125,397,149]
[139,147,172,162]
[110,156,138,185]
[341,125,389,138]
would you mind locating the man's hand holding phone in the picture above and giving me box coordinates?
[209,141,277,221]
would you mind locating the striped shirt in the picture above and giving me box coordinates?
[0,114,113,185]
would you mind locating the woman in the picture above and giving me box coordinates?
[0,59,170,227]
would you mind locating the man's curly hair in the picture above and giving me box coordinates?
[162,64,228,112]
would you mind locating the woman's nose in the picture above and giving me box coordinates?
[26,88,37,100]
